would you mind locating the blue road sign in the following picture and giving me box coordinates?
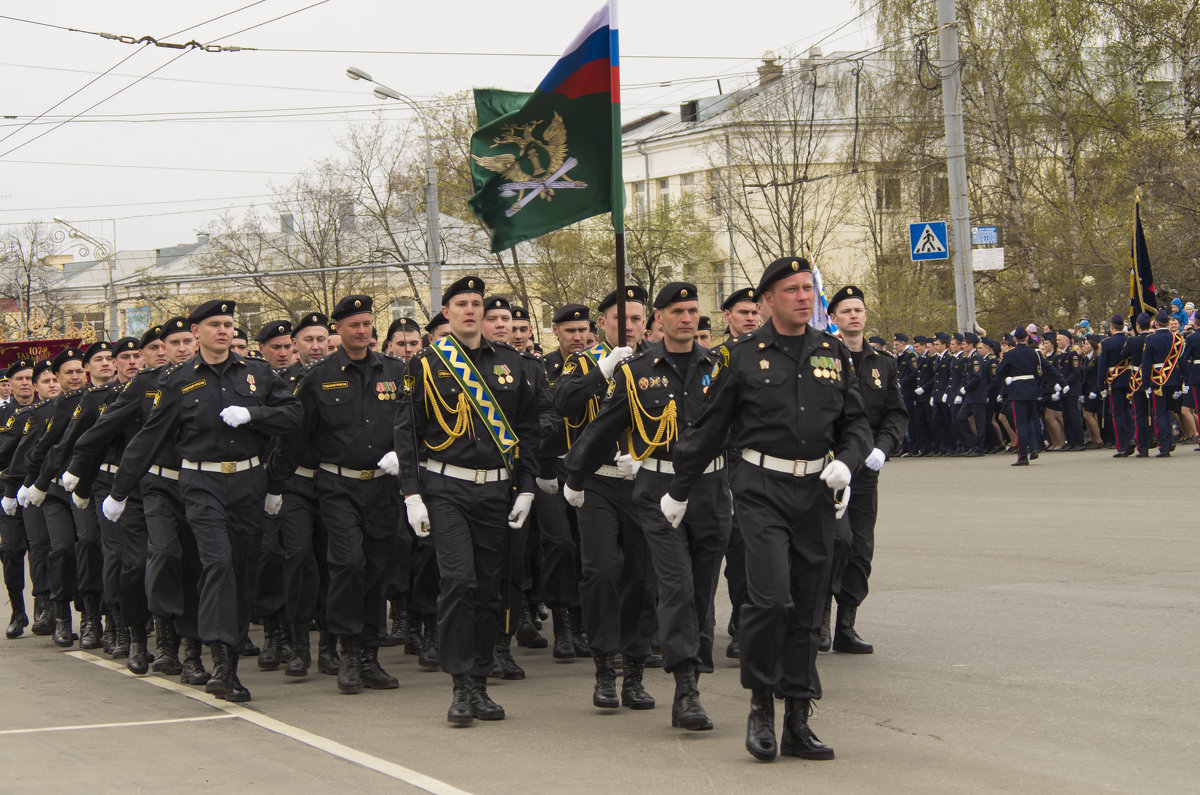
[972,226,998,246]
[910,221,949,261]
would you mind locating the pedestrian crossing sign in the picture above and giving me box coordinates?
[909,221,949,261]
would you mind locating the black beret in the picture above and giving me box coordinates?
[1002,332,1014,343]
[698,316,712,331]
[1085,334,1102,346]
[963,333,978,345]
[371,327,378,339]
[7,358,34,377]
[986,338,1001,353]
[1013,326,1028,340]
[868,335,886,346]
[255,320,293,343]
[598,285,647,313]
[894,332,909,342]
[483,296,511,313]
[511,306,530,321]
[187,299,236,325]
[161,316,190,338]
[756,256,811,293]
[442,276,484,307]
[386,317,421,339]
[1056,329,1074,342]
[424,313,449,334]
[934,332,951,343]
[913,335,926,344]
[233,327,248,341]
[331,295,372,322]
[294,312,330,335]
[82,341,113,363]
[32,358,54,382]
[952,332,964,343]
[1154,309,1170,324]
[140,325,164,347]
[721,287,757,311]
[653,282,698,310]
[553,304,589,324]
[0,368,7,382]
[51,347,83,372]
[827,285,865,312]
[1110,314,1125,327]
[113,337,140,354]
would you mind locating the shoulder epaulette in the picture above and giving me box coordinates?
[492,340,518,352]
[384,352,404,361]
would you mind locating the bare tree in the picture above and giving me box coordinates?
[0,221,71,339]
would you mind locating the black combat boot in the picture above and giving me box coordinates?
[417,617,439,670]
[111,607,130,658]
[79,594,103,649]
[5,590,28,639]
[52,600,75,647]
[127,622,149,675]
[745,688,777,761]
[317,624,340,675]
[285,623,310,678]
[448,674,474,726]
[30,596,53,635]
[180,637,211,685]
[218,652,250,703]
[337,636,363,694]
[360,645,399,689]
[780,697,834,760]
[469,676,505,721]
[383,599,406,647]
[403,610,422,655]
[725,618,740,659]
[515,602,547,648]
[257,616,283,670]
[205,642,234,696]
[569,606,591,657]
[101,609,116,654]
[493,634,525,680]
[592,652,619,709]
[152,616,182,675]
[832,604,873,654]
[670,662,712,730]
[238,632,260,657]
[620,654,655,709]
[819,594,833,652]
[551,607,575,660]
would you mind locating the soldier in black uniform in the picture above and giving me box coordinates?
[823,286,907,656]
[996,327,1044,465]
[930,332,952,455]
[0,358,37,638]
[393,276,542,726]
[1056,331,1086,450]
[103,300,302,703]
[271,296,406,691]
[565,282,730,729]
[662,257,871,763]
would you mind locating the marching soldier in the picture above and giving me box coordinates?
[930,333,952,455]
[1124,313,1154,456]
[1182,327,1200,452]
[509,307,535,354]
[662,257,871,762]
[0,358,37,638]
[1097,315,1135,456]
[393,276,542,726]
[996,327,1042,466]
[1141,309,1184,457]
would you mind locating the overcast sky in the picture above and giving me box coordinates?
[0,0,873,252]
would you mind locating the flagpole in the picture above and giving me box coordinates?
[609,0,627,346]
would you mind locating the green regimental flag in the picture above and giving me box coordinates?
[468,5,621,253]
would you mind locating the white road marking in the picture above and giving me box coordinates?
[0,714,234,735]
[66,651,473,795]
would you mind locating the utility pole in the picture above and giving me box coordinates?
[937,0,976,332]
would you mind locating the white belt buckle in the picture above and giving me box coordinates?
[792,459,806,477]
[220,461,236,474]
[474,469,488,485]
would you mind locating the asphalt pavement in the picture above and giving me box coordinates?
[1,447,1197,793]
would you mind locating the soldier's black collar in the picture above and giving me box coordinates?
[330,346,383,371]
[450,332,495,354]
[643,339,712,369]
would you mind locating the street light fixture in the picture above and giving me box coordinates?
[346,66,442,316]
[52,216,118,338]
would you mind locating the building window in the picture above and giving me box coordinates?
[658,178,670,198]
[876,177,901,211]
[631,182,645,216]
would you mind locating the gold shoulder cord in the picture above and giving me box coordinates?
[619,362,677,461]
[563,356,601,449]
[420,357,473,452]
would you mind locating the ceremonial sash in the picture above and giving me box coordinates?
[430,336,519,471]
[1150,333,1184,387]
[581,341,611,367]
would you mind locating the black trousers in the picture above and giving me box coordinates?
[0,508,27,596]
[1151,390,1177,453]
[1010,399,1038,461]
[634,467,730,673]
[279,475,321,626]
[1108,390,1134,451]
[535,465,579,608]
[143,475,202,637]
[1062,394,1085,447]
[118,489,151,626]
[179,467,266,648]
[956,401,987,452]
[830,468,879,609]
[575,473,654,659]
[424,471,510,677]
[22,503,50,599]
[253,513,285,620]
[72,492,103,598]
[1131,390,1154,452]
[733,464,833,698]
[905,392,929,452]
[41,492,80,603]
[932,400,953,452]
[408,534,440,617]
[92,473,124,609]
[317,471,400,645]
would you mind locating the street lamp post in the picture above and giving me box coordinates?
[346,67,442,318]
[52,217,118,338]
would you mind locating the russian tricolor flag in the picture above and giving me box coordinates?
[537,4,619,102]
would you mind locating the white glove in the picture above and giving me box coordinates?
[60,471,81,492]
[1063,385,1070,394]
[959,387,966,395]
[1,497,17,516]
[220,405,252,428]
[864,448,886,472]
[1050,393,1060,402]
[660,493,687,528]
[71,493,91,510]
[1005,376,1013,385]
[405,494,430,537]
[615,453,641,479]
[375,451,399,476]
[1101,389,1108,398]
[25,485,46,507]
[929,397,934,406]
[598,346,633,380]
[1088,392,1097,399]
[834,484,851,520]
[1183,385,1190,394]
[536,477,558,495]
[954,396,962,404]
[940,394,947,403]
[102,495,126,522]
[16,486,30,508]
[264,493,282,516]
[1054,384,1062,394]
[507,492,534,529]
[1173,391,1182,399]
[914,387,924,396]
[563,485,585,508]
[819,459,851,491]
[1145,388,1152,397]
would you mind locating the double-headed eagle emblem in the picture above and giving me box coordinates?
[472,112,589,218]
